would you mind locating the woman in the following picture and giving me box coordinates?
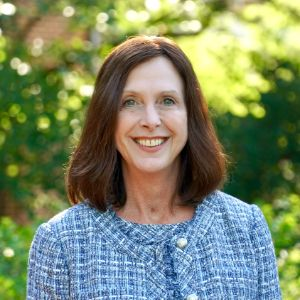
[27,36,281,299]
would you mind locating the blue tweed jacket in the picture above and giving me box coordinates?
[27,191,281,299]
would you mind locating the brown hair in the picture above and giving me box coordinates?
[66,36,226,211]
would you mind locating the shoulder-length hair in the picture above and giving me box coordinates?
[66,35,226,211]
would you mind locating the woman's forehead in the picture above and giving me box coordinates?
[123,57,183,93]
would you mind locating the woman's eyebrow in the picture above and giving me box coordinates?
[122,89,181,95]
[160,90,181,95]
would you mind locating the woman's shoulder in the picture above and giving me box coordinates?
[209,190,253,212]
[204,190,264,227]
[38,201,106,236]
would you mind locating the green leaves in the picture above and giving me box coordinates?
[0,217,35,299]
[261,194,300,299]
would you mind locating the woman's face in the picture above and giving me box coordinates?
[115,56,188,176]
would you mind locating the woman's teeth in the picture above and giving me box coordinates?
[135,138,165,147]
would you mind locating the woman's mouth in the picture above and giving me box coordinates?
[134,137,168,148]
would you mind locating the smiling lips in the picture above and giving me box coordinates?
[134,137,168,148]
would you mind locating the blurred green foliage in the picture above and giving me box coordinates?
[0,0,299,298]
[261,194,300,299]
[0,217,35,299]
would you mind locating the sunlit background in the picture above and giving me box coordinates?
[0,0,299,298]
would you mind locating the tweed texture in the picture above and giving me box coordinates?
[27,191,281,299]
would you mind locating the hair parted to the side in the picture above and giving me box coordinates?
[66,35,227,211]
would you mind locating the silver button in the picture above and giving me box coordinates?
[176,237,188,249]
[186,294,199,300]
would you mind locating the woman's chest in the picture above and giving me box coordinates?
[66,235,258,299]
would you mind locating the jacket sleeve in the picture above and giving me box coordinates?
[27,223,70,299]
[250,205,282,299]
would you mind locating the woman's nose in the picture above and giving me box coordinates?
[139,105,161,130]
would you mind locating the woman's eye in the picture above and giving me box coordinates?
[122,99,137,108]
[162,97,175,106]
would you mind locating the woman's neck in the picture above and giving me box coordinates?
[115,164,194,224]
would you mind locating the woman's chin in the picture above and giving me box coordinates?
[127,158,178,175]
